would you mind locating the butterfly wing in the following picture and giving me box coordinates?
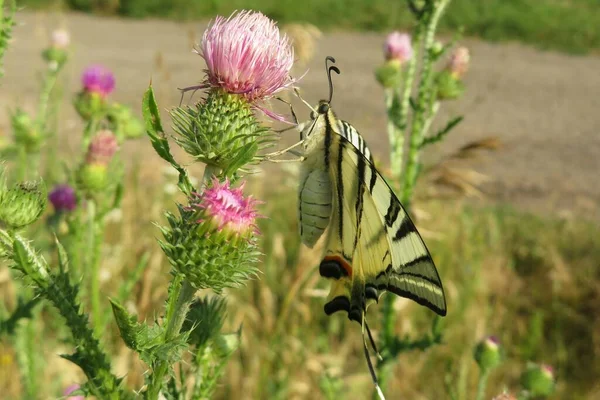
[321,133,447,320]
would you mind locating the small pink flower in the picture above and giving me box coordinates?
[63,384,84,399]
[448,46,470,78]
[541,364,555,379]
[384,32,413,63]
[86,130,119,165]
[48,184,77,212]
[484,335,500,350]
[81,65,115,97]
[51,29,70,49]
[198,10,294,102]
[191,178,261,238]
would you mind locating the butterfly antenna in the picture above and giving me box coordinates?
[365,318,383,361]
[362,313,386,400]
[325,56,341,104]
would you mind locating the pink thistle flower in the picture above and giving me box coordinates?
[81,65,115,97]
[86,130,119,165]
[191,178,262,238]
[197,10,294,103]
[384,32,413,63]
[51,29,70,49]
[448,46,470,78]
[48,184,77,212]
[63,384,84,399]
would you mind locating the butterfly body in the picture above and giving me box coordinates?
[298,100,447,324]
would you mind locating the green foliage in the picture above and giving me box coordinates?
[19,0,600,53]
[0,296,41,335]
[0,0,16,78]
[142,86,195,196]
[183,296,227,349]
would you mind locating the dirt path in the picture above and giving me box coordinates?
[2,12,600,219]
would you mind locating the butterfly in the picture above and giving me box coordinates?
[270,57,447,398]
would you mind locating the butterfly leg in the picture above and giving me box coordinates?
[362,313,386,400]
[263,140,305,159]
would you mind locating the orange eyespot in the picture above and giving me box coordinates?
[322,255,353,278]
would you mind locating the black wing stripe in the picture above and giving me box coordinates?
[392,217,413,242]
[382,285,447,316]
[384,197,401,228]
[353,147,367,249]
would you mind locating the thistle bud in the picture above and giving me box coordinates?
[107,103,144,140]
[435,70,464,100]
[375,59,402,89]
[0,180,47,229]
[74,91,106,120]
[158,178,261,292]
[214,331,241,358]
[11,108,42,153]
[77,163,108,193]
[474,336,501,372]
[42,29,70,69]
[85,130,118,165]
[521,363,555,397]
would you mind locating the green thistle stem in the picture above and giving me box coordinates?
[146,163,219,399]
[36,64,60,135]
[401,0,450,205]
[475,368,490,400]
[378,1,451,394]
[87,200,102,335]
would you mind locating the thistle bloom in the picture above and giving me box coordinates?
[384,32,413,63]
[86,130,119,165]
[191,178,261,239]
[63,384,84,400]
[48,184,77,212]
[448,46,470,78]
[198,10,294,102]
[51,29,70,49]
[81,65,115,97]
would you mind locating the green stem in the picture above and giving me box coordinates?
[36,65,60,134]
[401,0,450,205]
[146,163,219,399]
[475,369,490,400]
[87,200,102,335]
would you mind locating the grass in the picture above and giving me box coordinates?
[18,0,600,54]
[3,159,598,398]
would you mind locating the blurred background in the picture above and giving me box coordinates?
[1,1,599,399]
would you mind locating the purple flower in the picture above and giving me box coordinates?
[448,46,470,78]
[48,184,77,212]
[86,130,119,165]
[384,32,413,63]
[63,384,84,399]
[81,65,115,97]
[198,10,294,102]
[191,178,261,238]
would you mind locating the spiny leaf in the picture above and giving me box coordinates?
[142,85,194,196]
[420,115,463,148]
[0,296,41,336]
